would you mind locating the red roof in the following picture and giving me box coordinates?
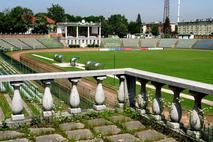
[31,16,56,24]
[45,16,56,24]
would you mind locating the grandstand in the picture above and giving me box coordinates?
[20,38,46,49]
[176,39,198,48]
[37,38,63,48]
[122,39,140,48]
[0,39,17,51]
[101,38,121,48]
[158,39,178,48]
[140,39,159,48]
[193,39,213,49]
[3,38,32,50]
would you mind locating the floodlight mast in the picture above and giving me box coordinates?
[177,0,181,23]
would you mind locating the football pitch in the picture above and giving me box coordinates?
[32,49,213,84]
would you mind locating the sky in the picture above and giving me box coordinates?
[0,0,213,23]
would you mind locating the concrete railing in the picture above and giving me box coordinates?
[0,68,212,139]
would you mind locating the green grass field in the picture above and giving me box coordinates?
[32,49,213,84]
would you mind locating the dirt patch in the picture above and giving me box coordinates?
[11,48,99,61]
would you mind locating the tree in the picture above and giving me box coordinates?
[128,22,139,34]
[108,14,128,37]
[47,4,65,22]
[163,17,171,35]
[136,14,142,25]
[7,6,33,33]
[101,20,112,37]
[0,12,4,33]
[32,13,48,34]
[151,25,159,36]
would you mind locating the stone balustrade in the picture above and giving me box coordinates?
[0,68,212,140]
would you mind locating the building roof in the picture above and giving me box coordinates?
[31,16,56,24]
[45,16,56,24]
[57,21,101,27]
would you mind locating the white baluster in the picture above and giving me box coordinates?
[93,76,106,111]
[42,80,54,117]
[137,79,149,115]
[117,75,126,108]
[187,91,206,139]
[151,82,164,121]
[11,82,25,121]
[167,86,183,129]
[68,78,81,114]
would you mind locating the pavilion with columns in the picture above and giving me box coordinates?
[57,20,101,47]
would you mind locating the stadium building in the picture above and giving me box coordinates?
[57,20,101,47]
[178,19,213,36]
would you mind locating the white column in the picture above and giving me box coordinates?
[11,82,24,120]
[42,80,54,117]
[87,26,90,38]
[76,26,79,38]
[65,26,68,45]
[99,26,102,38]
[99,26,102,46]
[65,26,68,38]
[94,76,106,111]
[68,78,81,113]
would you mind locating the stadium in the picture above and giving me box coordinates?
[0,1,213,142]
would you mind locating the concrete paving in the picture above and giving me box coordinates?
[0,114,178,142]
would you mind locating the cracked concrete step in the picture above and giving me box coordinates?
[94,125,121,136]
[65,129,94,140]
[85,118,112,127]
[0,131,24,141]
[36,134,68,142]
[122,121,146,131]
[59,122,85,131]
[108,115,132,123]
[0,138,29,142]
[135,129,165,141]
[106,133,139,142]
[29,128,55,136]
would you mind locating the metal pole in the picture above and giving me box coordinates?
[177,0,181,23]
[113,50,115,85]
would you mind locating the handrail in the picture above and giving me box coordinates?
[0,68,212,95]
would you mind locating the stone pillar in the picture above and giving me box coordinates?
[11,82,24,121]
[99,26,102,38]
[98,26,101,46]
[76,26,79,38]
[151,82,164,121]
[65,26,68,45]
[137,79,149,115]
[65,26,68,38]
[42,80,54,117]
[167,86,184,129]
[126,75,136,107]
[68,78,81,113]
[117,75,126,108]
[87,26,90,38]
[94,76,106,111]
[187,91,206,139]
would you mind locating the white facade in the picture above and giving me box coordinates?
[57,20,101,47]
[178,19,213,35]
